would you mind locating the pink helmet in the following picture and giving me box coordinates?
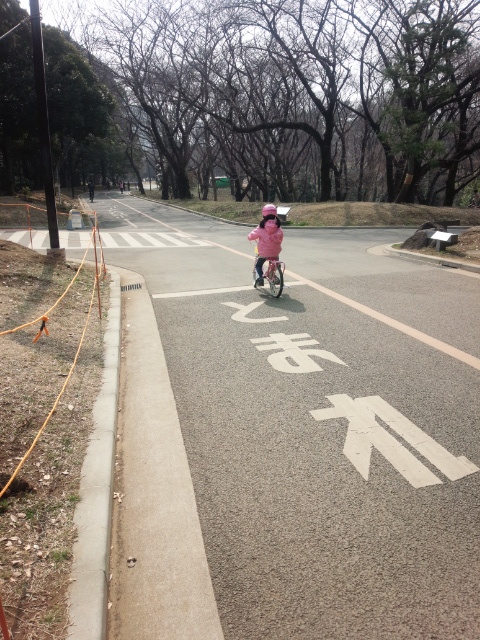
[262,203,277,217]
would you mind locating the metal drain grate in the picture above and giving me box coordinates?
[121,283,143,291]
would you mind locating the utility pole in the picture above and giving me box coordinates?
[29,0,63,257]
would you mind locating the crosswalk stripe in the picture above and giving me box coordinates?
[8,231,30,244]
[156,232,190,247]
[121,233,144,247]
[32,230,48,249]
[137,232,168,247]
[98,232,120,247]
[1,230,213,250]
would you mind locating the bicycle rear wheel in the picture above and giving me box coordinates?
[268,263,283,298]
[252,264,258,287]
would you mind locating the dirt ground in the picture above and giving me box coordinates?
[0,239,110,640]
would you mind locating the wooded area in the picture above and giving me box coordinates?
[2,0,480,206]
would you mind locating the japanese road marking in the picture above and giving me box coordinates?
[310,394,479,488]
[222,301,288,323]
[198,240,480,372]
[251,333,348,373]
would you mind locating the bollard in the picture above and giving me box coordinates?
[66,208,85,230]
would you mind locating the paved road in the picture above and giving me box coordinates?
[47,193,480,638]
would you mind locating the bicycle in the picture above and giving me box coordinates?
[252,245,285,298]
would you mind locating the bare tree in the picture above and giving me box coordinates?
[343,0,480,203]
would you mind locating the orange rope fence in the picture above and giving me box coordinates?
[0,229,95,338]
[0,202,69,214]
[0,271,99,500]
[0,203,109,637]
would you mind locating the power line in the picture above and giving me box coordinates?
[0,15,31,42]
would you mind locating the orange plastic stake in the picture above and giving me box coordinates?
[33,315,49,343]
[0,592,11,640]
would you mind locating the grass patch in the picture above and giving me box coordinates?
[50,549,72,564]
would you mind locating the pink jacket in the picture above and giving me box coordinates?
[248,220,283,257]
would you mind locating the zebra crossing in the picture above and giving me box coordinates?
[0,229,212,250]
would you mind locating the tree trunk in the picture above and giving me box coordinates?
[69,150,75,199]
[395,156,416,203]
[1,136,15,195]
[201,165,209,200]
[161,171,169,200]
[319,140,332,201]
[174,166,191,199]
[126,148,145,195]
[234,176,242,202]
[211,167,218,202]
[443,161,458,206]
[357,127,368,201]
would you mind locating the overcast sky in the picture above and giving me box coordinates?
[18,0,61,26]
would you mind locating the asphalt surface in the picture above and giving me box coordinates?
[5,191,479,639]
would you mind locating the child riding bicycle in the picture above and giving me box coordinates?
[248,204,284,287]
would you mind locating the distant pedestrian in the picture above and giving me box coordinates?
[119,180,124,194]
[127,182,130,191]
[88,180,94,203]
[106,180,110,191]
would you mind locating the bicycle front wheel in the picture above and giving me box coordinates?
[269,263,283,298]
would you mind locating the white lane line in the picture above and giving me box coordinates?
[189,238,212,247]
[199,239,480,373]
[153,282,305,298]
[93,202,480,371]
[286,268,480,372]
[107,199,179,230]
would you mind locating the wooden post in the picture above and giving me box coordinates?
[92,226,102,319]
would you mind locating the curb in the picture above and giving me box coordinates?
[67,271,121,640]
[106,268,225,639]
[384,244,480,274]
